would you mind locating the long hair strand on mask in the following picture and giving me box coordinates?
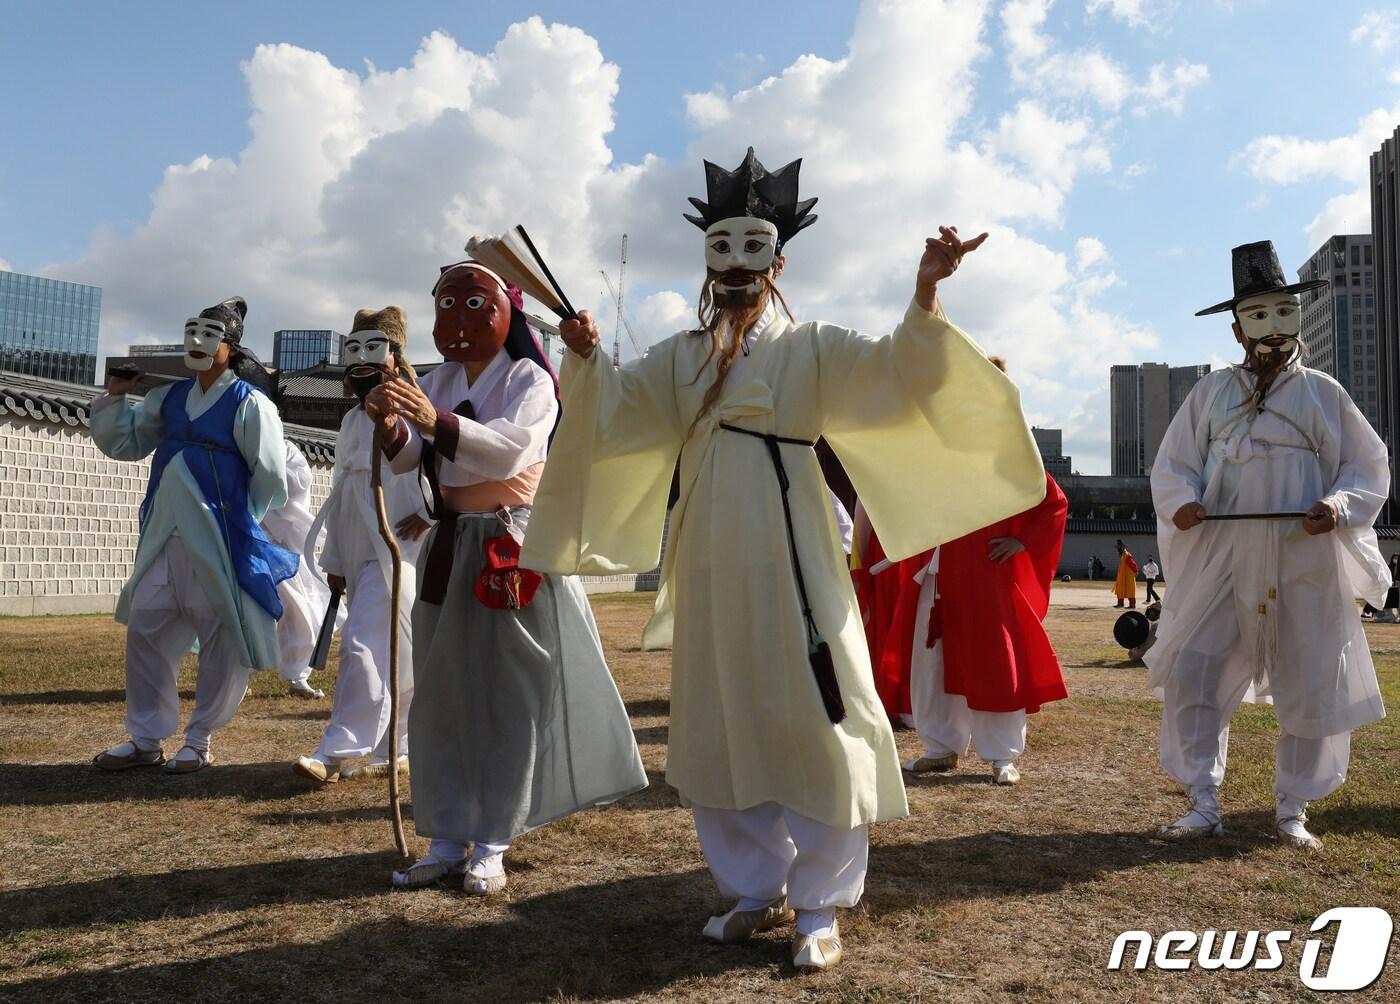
[685,271,794,438]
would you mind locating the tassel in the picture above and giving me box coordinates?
[809,635,846,724]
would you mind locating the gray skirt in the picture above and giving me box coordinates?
[409,510,647,844]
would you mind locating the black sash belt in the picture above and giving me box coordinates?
[719,422,846,724]
[418,400,475,606]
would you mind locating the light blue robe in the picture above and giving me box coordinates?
[90,369,289,669]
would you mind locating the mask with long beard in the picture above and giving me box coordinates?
[343,329,395,402]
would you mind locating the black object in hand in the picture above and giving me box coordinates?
[108,364,141,381]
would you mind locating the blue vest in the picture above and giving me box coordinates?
[141,378,299,620]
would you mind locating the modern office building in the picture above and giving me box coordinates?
[0,270,101,385]
[273,329,344,371]
[129,343,185,357]
[1373,126,1400,520]
[1110,362,1210,476]
[1031,426,1072,477]
[1297,234,1378,430]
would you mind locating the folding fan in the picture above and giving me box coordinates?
[465,226,579,320]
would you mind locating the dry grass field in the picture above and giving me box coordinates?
[0,585,1396,1003]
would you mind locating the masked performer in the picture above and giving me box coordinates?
[900,469,1068,785]
[1148,241,1389,849]
[367,265,646,895]
[521,148,1045,971]
[293,308,429,783]
[91,297,294,773]
[259,438,335,698]
[1112,540,1138,609]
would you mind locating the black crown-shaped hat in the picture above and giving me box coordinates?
[683,147,818,252]
[1195,241,1327,316]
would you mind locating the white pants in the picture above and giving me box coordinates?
[910,619,1027,765]
[692,802,867,912]
[1160,594,1350,801]
[124,536,251,752]
[427,838,511,877]
[317,560,413,761]
[273,566,321,685]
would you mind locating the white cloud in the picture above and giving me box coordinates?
[1086,0,1171,30]
[1002,0,1207,115]
[1234,101,1400,245]
[1075,236,1110,271]
[37,0,1162,470]
[0,257,11,272]
[1352,10,1400,51]
[1123,160,1152,178]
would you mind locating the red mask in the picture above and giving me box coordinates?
[433,265,511,363]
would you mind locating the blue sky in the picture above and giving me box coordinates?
[2,0,1398,471]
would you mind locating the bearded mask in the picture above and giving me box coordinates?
[433,264,511,363]
[1235,292,1302,360]
[344,329,394,402]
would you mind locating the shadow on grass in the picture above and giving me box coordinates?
[3,868,760,1004]
[625,698,670,718]
[0,826,1305,1003]
[0,689,168,706]
[0,761,319,808]
[630,724,669,746]
[250,804,418,827]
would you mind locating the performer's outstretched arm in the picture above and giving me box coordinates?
[89,382,169,462]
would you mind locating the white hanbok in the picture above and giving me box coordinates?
[307,405,428,762]
[90,371,288,750]
[1147,362,1388,799]
[261,440,336,686]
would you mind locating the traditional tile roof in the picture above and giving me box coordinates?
[0,368,338,464]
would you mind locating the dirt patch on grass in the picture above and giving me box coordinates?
[0,594,1396,1001]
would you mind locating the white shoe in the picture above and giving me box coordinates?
[791,919,842,972]
[992,763,1021,786]
[701,899,795,944]
[1277,813,1324,850]
[902,752,958,773]
[392,855,466,890]
[1158,785,1222,840]
[341,755,409,781]
[287,679,326,699]
[292,754,341,783]
[465,872,507,897]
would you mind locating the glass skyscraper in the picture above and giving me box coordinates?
[0,270,101,385]
[273,329,344,371]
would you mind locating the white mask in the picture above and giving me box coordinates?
[705,216,778,295]
[1235,292,1301,356]
[183,317,226,372]
[344,331,392,368]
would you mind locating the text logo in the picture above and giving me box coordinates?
[1107,908,1393,991]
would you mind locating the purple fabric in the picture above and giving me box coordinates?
[433,410,461,461]
[383,419,410,460]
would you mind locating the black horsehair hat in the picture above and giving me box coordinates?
[1195,241,1328,317]
[684,147,818,253]
[197,295,249,346]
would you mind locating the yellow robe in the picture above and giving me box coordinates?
[1113,551,1138,601]
[521,299,1046,829]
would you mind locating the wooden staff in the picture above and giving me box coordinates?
[371,421,410,858]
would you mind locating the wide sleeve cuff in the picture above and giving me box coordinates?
[433,410,461,460]
[383,419,411,460]
[90,392,124,414]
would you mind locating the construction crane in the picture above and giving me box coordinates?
[612,234,627,368]
[600,268,645,362]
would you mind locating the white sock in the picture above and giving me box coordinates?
[468,841,509,878]
[1276,795,1308,822]
[1186,784,1220,824]
[795,907,837,938]
[427,839,468,865]
[735,896,783,913]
